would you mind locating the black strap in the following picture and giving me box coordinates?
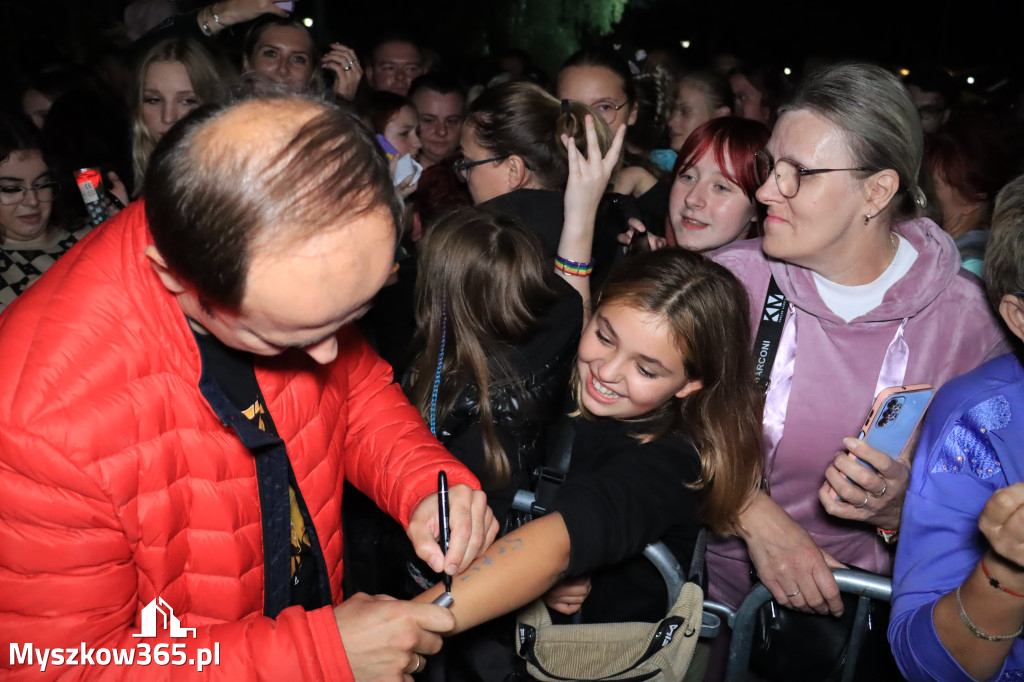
[530,418,576,516]
[752,275,790,393]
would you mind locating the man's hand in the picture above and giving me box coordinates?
[407,484,498,577]
[819,437,911,530]
[334,593,452,680]
[739,490,846,616]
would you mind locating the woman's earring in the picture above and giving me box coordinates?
[864,213,873,225]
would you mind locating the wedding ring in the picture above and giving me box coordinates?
[785,589,801,598]
[854,494,870,509]
[870,481,887,498]
[407,654,425,674]
[343,65,352,71]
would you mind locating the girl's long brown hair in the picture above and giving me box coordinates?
[576,248,764,534]
[406,208,562,487]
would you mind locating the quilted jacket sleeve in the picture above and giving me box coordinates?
[335,327,481,528]
[0,421,355,681]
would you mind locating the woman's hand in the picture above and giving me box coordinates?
[819,437,911,531]
[213,0,294,26]
[615,218,667,252]
[542,575,592,615]
[321,43,362,100]
[980,482,1024,570]
[561,114,626,239]
[739,490,846,616]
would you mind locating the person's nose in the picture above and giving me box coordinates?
[755,171,782,205]
[21,187,40,207]
[303,336,339,365]
[684,182,706,209]
[161,101,176,125]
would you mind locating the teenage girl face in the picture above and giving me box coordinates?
[556,65,637,134]
[0,150,54,245]
[384,105,422,158]
[141,60,201,142]
[577,301,702,420]
[668,148,756,252]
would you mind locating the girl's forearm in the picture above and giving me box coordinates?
[413,512,572,634]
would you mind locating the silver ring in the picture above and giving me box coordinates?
[854,494,870,509]
[870,481,887,498]
[413,654,426,674]
[343,65,352,71]
[785,589,801,598]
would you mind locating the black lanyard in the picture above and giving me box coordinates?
[752,276,790,393]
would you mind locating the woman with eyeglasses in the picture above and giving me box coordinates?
[0,115,92,313]
[703,63,1009,679]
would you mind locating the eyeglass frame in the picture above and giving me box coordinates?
[754,150,870,199]
[590,99,630,124]
[453,155,509,181]
[0,180,61,206]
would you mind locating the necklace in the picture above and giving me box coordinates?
[888,232,898,267]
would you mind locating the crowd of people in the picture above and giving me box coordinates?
[2,1,1024,681]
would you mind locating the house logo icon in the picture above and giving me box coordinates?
[132,597,197,639]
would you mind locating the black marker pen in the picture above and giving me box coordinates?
[437,470,452,594]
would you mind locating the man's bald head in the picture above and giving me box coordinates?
[145,95,402,310]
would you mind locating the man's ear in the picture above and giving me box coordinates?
[865,169,900,218]
[144,246,188,295]
[999,294,1024,344]
[506,154,530,190]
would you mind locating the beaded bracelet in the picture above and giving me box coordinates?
[982,557,1024,598]
[955,586,1024,641]
[555,255,594,277]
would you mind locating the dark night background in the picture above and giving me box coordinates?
[5,0,1023,87]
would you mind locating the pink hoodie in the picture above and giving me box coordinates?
[707,217,1010,608]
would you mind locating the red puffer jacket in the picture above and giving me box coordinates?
[0,202,479,680]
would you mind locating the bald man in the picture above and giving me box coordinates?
[0,94,496,681]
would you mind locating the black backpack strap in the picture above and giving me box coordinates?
[530,417,575,516]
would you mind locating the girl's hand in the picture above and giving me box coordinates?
[562,114,626,234]
[616,218,667,252]
[396,173,418,198]
[321,43,362,100]
[106,171,129,209]
[543,575,592,615]
[818,437,911,531]
[739,490,846,616]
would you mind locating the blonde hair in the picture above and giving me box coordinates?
[131,38,235,190]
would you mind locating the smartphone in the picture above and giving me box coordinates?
[375,134,398,161]
[858,384,935,459]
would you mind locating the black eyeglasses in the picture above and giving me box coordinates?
[754,150,870,199]
[0,181,61,205]
[453,155,508,181]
